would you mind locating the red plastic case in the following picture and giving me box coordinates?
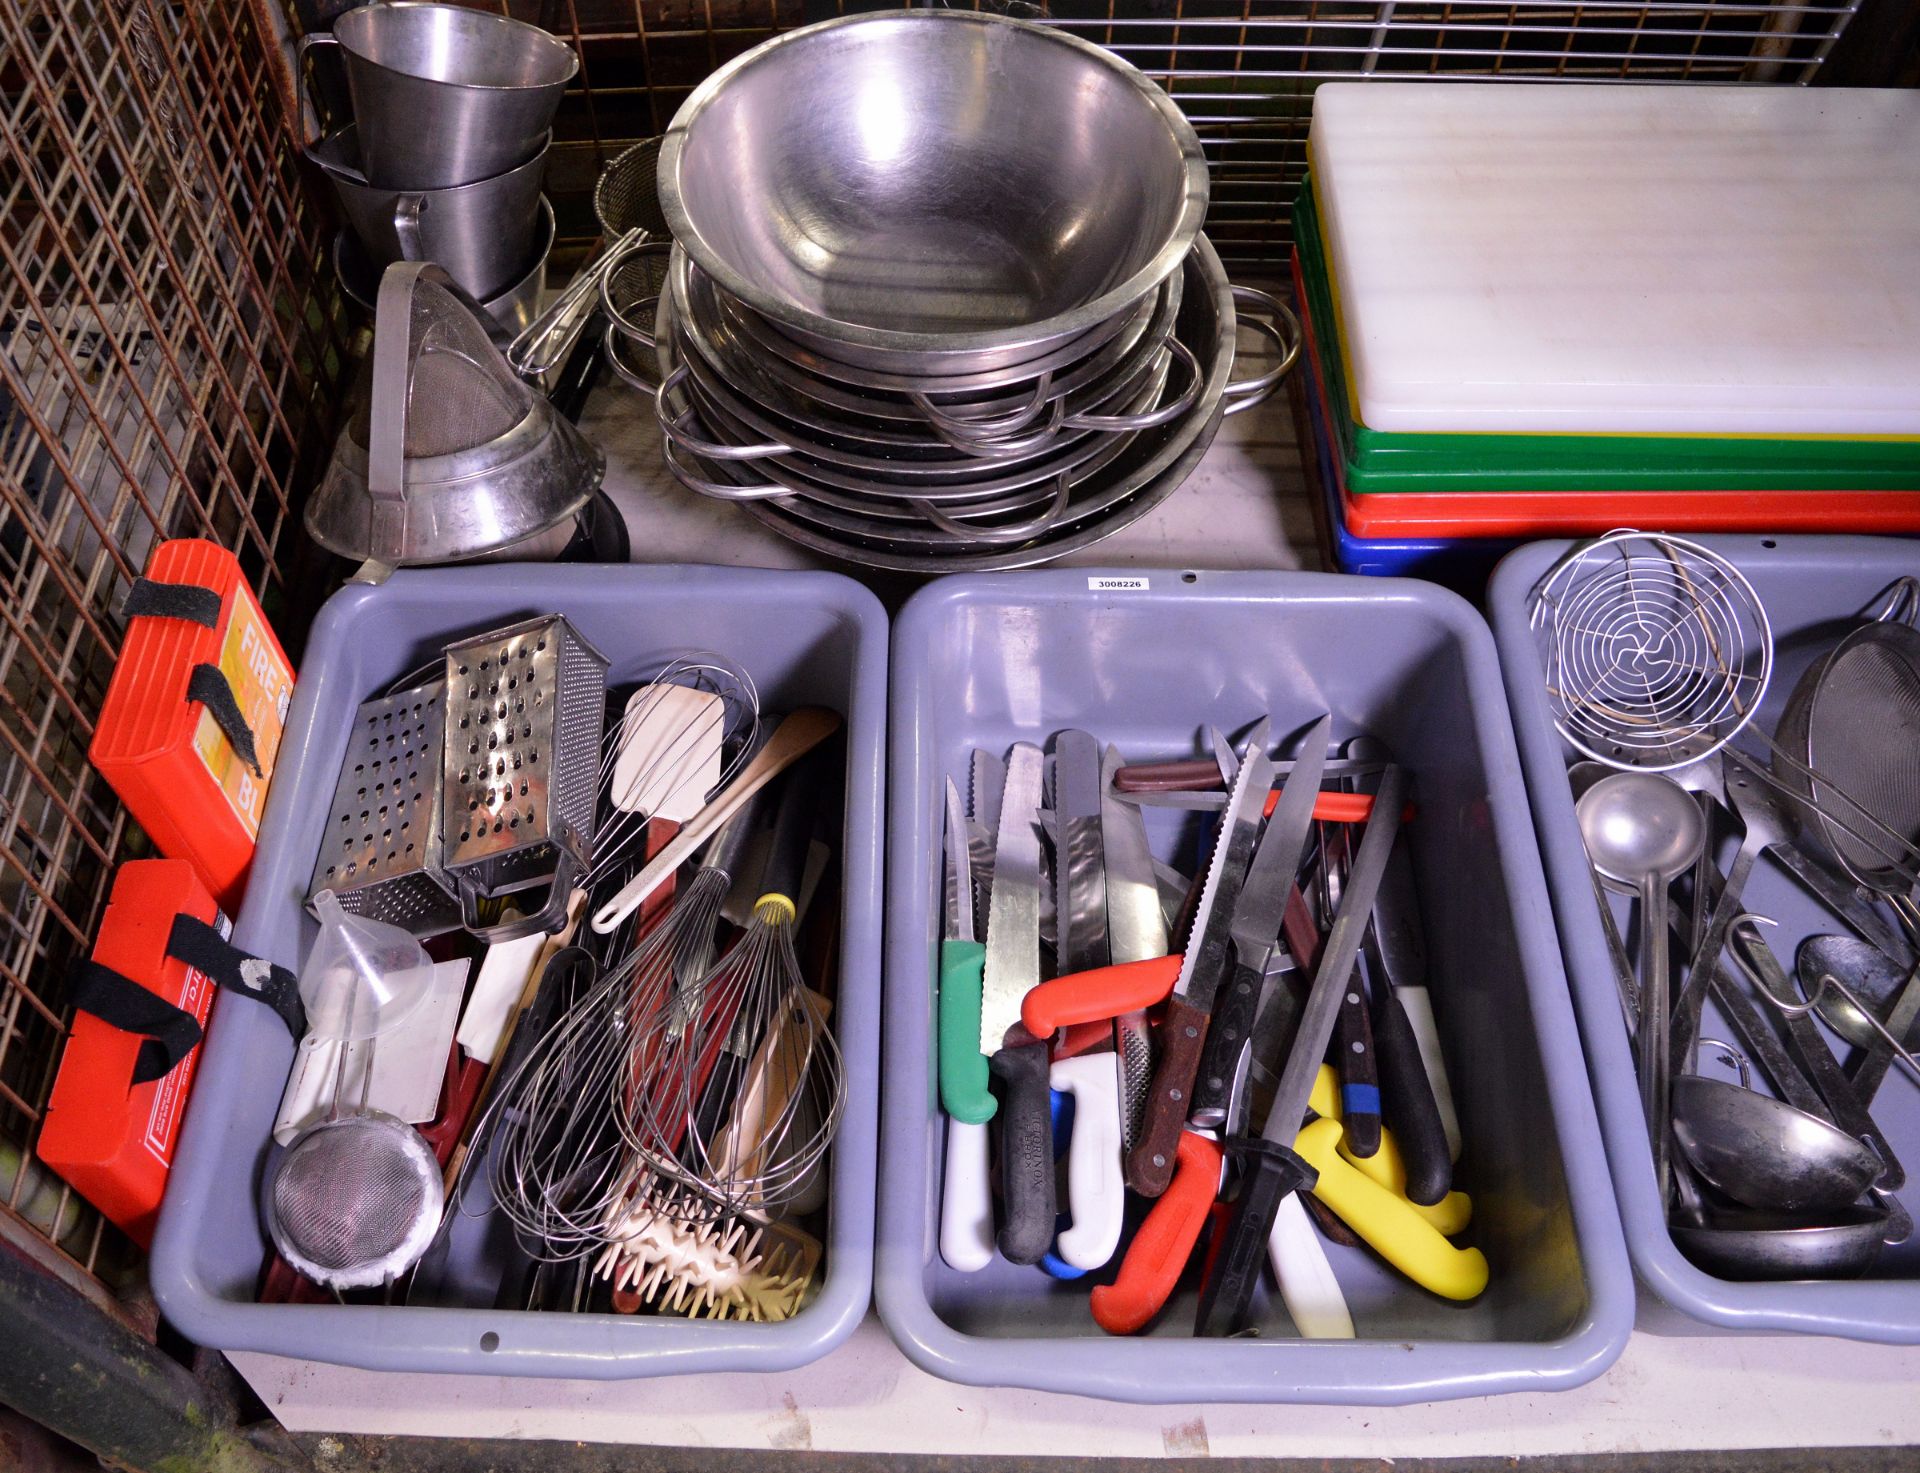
[38,860,222,1248]
[89,540,294,910]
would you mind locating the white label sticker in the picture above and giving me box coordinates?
[1087,576,1150,592]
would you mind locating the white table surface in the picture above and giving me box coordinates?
[234,381,1920,1452]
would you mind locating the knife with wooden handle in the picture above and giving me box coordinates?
[1125,723,1273,1197]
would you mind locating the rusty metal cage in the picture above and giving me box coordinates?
[525,0,1865,275]
[0,0,348,1316]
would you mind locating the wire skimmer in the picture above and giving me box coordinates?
[1531,529,1774,772]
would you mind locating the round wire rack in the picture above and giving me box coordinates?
[1529,529,1774,772]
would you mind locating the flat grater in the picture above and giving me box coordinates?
[437,614,609,941]
[308,680,460,938]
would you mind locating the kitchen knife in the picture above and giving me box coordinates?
[1015,748,1183,1072]
[970,748,1005,929]
[1090,1128,1222,1335]
[941,769,999,1274]
[980,743,1053,1265]
[1324,817,1383,1159]
[1101,743,1166,1151]
[1124,721,1274,1198]
[1347,734,1458,1173]
[939,778,993,1125]
[1191,715,1331,1128]
[1049,730,1123,1271]
[1193,765,1411,1336]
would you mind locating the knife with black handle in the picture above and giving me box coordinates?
[978,743,1054,1264]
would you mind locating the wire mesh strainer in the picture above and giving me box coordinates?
[306,262,602,568]
[510,138,669,377]
[1772,587,1920,895]
[1530,530,1774,772]
[266,930,446,1292]
[267,1113,445,1290]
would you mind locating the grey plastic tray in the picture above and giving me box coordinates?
[150,565,887,1378]
[877,569,1633,1403]
[1489,535,1920,1341]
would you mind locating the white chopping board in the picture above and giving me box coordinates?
[1307,83,1920,437]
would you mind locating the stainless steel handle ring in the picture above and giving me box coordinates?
[1065,336,1201,431]
[917,393,1068,460]
[597,237,674,343]
[910,372,1054,442]
[1222,286,1302,416]
[913,472,1070,544]
[660,435,791,502]
[653,363,793,461]
[600,307,662,393]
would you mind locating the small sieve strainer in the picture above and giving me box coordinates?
[510,137,670,378]
[267,1112,444,1291]
[266,898,444,1291]
[1772,580,1920,897]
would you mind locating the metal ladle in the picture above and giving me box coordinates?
[1665,1077,1887,1281]
[1672,1202,1888,1281]
[1577,771,1707,1199]
[1669,1041,1883,1215]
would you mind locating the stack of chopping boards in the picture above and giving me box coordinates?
[1294,82,1920,573]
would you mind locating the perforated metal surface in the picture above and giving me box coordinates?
[310,680,458,934]
[440,615,607,898]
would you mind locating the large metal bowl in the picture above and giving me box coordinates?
[656,9,1207,374]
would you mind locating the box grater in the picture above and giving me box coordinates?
[438,614,608,940]
[308,679,460,937]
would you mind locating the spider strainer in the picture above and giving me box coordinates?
[1529,529,1773,772]
[437,613,609,941]
[305,261,602,567]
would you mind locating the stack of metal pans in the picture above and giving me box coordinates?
[611,8,1298,571]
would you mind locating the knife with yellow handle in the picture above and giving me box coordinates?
[1308,1064,1471,1237]
[1293,1117,1489,1302]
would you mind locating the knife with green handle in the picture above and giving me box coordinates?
[940,776,993,1124]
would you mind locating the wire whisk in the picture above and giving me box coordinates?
[472,863,733,1262]
[614,759,846,1222]
[1531,529,1773,772]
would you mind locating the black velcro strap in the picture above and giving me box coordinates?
[185,663,262,777]
[166,915,305,1041]
[125,577,222,629]
[70,961,203,1085]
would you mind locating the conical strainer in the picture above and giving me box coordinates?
[306,262,603,567]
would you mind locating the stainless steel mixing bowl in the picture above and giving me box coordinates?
[656,9,1207,374]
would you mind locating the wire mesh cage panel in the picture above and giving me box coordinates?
[516,0,1862,275]
[0,0,347,1303]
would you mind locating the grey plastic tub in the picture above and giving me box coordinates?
[877,569,1633,1403]
[1489,535,1920,1341]
[150,565,886,1378]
